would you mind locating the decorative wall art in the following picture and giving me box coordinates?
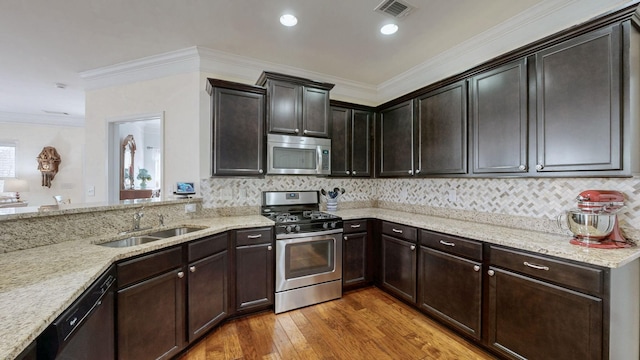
[36,146,61,188]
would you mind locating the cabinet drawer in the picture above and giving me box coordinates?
[490,246,604,295]
[420,230,482,261]
[188,232,228,262]
[381,221,417,242]
[236,227,273,246]
[344,219,368,234]
[117,246,183,288]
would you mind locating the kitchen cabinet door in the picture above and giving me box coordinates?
[470,59,528,174]
[380,234,417,303]
[415,80,468,175]
[487,267,603,360]
[303,86,330,137]
[330,106,351,176]
[535,24,621,173]
[351,109,373,177]
[378,100,415,177]
[330,104,373,177]
[117,268,185,360]
[418,247,482,339]
[187,249,228,342]
[267,80,302,135]
[210,79,266,176]
[234,228,274,313]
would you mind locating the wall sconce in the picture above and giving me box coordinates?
[37,146,61,188]
[3,178,29,201]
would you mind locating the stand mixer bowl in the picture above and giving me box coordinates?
[563,208,618,241]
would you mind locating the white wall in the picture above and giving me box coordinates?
[0,122,84,206]
[84,72,200,202]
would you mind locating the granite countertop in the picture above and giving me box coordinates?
[2,208,640,359]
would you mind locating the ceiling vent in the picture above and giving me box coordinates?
[374,0,415,18]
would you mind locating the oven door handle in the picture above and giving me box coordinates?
[276,228,343,240]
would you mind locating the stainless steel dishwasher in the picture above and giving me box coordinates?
[37,266,116,359]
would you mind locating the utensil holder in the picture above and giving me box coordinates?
[326,198,338,211]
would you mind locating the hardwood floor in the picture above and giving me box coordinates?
[179,287,497,360]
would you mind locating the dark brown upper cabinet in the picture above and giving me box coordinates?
[415,80,468,175]
[330,101,374,177]
[470,59,528,174]
[257,72,334,138]
[377,100,415,177]
[207,79,266,176]
[534,24,622,173]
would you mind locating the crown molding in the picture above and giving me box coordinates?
[78,0,628,106]
[376,0,629,103]
[79,47,201,90]
[0,111,84,127]
[197,47,378,106]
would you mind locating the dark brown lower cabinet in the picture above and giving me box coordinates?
[234,227,274,313]
[380,234,417,303]
[487,267,603,360]
[418,247,482,339]
[343,232,368,288]
[187,249,228,341]
[117,268,185,360]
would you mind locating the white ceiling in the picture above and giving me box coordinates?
[0,0,631,126]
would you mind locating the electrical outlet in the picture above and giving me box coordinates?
[447,189,457,203]
[185,204,196,213]
[87,186,95,197]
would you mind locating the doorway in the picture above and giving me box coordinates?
[107,113,163,203]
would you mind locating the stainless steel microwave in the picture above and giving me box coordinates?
[267,134,331,175]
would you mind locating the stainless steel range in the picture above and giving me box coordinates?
[262,191,343,314]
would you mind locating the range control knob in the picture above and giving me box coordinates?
[323,222,329,229]
[330,222,337,229]
[284,225,292,233]
[294,225,301,232]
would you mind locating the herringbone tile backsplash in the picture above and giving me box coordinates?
[201,176,640,231]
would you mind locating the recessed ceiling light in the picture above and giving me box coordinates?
[380,23,398,35]
[280,14,298,27]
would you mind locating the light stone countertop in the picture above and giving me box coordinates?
[2,208,640,359]
[0,215,273,360]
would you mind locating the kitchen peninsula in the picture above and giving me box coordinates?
[1,199,639,359]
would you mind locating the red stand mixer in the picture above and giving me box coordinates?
[559,190,631,249]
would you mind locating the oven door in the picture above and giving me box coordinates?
[275,229,342,292]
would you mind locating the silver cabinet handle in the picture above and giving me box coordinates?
[518,164,526,171]
[439,240,455,247]
[350,224,361,229]
[178,271,185,278]
[473,265,480,272]
[410,245,416,251]
[392,228,403,234]
[303,129,308,134]
[488,270,495,276]
[346,170,350,175]
[259,169,263,174]
[295,128,300,134]
[408,170,413,175]
[352,171,357,175]
[415,169,421,174]
[247,234,262,239]
[524,261,549,271]
[267,245,273,251]
[344,236,348,241]
[189,266,196,273]
[536,164,544,170]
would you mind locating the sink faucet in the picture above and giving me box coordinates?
[133,211,144,231]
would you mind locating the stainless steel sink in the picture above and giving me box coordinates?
[147,226,204,238]
[98,226,206,248]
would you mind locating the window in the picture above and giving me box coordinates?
[0,142,16,178]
